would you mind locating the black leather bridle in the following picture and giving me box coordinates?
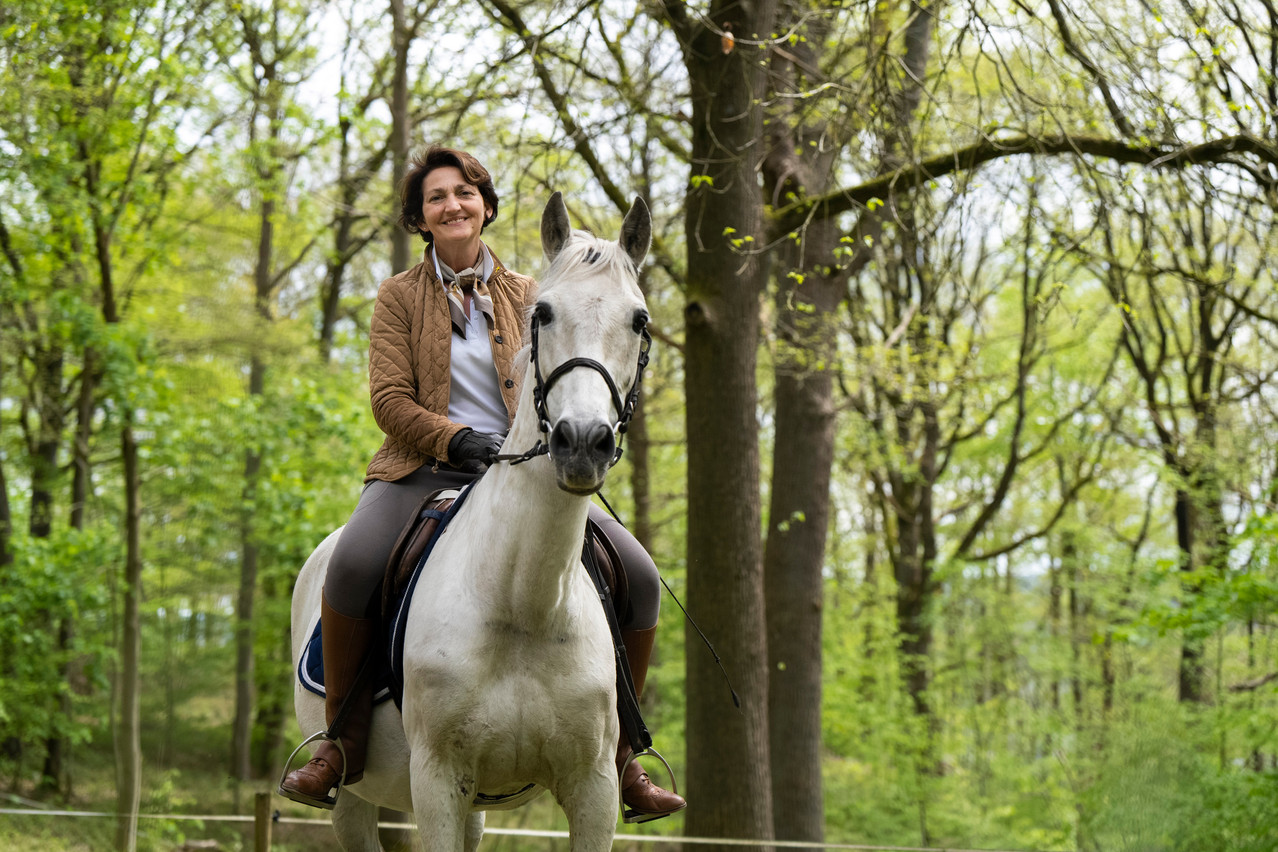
[495,310,651,467]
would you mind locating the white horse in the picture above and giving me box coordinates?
[287,192,653,852]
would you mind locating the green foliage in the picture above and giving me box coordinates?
[0,527,113,778]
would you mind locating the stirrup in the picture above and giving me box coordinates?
[277,730,347,810]
[619,746,682,824]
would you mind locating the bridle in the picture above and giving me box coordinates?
[495,310,651,467]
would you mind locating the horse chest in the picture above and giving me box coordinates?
[405,624,614,779]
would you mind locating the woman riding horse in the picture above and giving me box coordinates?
[279,145,685,821]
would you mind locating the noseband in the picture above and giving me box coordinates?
[496,311,651,467]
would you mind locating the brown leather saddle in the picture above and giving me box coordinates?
[380,490,630,632]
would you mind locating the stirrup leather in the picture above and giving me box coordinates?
[277,730,348,810]
[619,746,681,824]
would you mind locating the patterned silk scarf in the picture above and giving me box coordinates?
[439,253,494,338]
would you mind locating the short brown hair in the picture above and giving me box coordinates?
[398,146,500,244]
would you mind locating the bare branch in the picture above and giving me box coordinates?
[772,132,1278,236]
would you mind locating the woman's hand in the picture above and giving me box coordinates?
[448,428,505,473]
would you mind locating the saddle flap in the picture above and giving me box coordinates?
[586,517,629,622]
[381,489,459,626]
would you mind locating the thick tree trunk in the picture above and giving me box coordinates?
[758,7,839,838]
[763,339,833,842]
[29,338,68,790]
[761,245,838,841]
[894,502,935,722]
[232,129,276,781]
[665,2,778,848]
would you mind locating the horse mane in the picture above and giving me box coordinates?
[512,227,641,376]
[540,229,640,290]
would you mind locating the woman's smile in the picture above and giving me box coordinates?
[421,165,491,261]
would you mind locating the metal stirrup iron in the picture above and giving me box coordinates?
[277,650,375,809]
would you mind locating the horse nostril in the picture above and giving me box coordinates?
[549,420,578,459]
[549,420,615,463]
[587,423,615,460]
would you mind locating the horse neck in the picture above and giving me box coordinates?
[464,415,593,623]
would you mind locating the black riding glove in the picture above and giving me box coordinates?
[447,428,504,473]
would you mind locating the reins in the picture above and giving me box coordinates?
[595,491,741,711]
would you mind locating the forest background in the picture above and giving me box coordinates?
[1,1,1277,851]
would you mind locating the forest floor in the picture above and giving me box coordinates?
[0,732,682,852]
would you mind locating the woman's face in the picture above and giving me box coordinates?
[420,165,492,253]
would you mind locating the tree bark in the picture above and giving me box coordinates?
[390,0,411,274]
[758,4,841,839]
[114,421,143,852]
[660,2,778,848]
[42,346,99,795]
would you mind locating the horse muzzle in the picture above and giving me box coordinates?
[548,419,616,494]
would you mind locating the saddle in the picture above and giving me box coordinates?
[380,491,631,629]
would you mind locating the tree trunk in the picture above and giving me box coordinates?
[91,203,142,852]
[758,6,840,838]
[761,237,838,844]
[1173,487,1205,703]
[662,2,778,848]
[390,0,411,274]
[114,421,143,852]
[232,121,277,781]
[0,445,9,571]
[29,341,65,540]
[43,347,99,795]
[1063,532,1085,730]
[763,317,834,842]
[320,187,355,362]
[232,223,271,783]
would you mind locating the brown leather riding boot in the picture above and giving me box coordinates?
[616,625,687,822]
[279,594,377,809]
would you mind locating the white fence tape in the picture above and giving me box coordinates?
[0,808,1049,852]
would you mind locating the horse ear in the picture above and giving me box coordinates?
[619,196,651,269]
[541,191,572,262]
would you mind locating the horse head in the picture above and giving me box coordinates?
[529,191,652,495]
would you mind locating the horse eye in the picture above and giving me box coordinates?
[632,310,649,334]
[534,303,554,325]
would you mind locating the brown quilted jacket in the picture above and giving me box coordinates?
[364,247,536,482]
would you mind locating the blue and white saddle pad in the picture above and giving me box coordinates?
[296,483,475,710]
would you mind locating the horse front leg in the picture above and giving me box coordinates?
[555,764,619,852]
[410,749,477,852]
[330,792,382,852]
[463,811,486,852]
